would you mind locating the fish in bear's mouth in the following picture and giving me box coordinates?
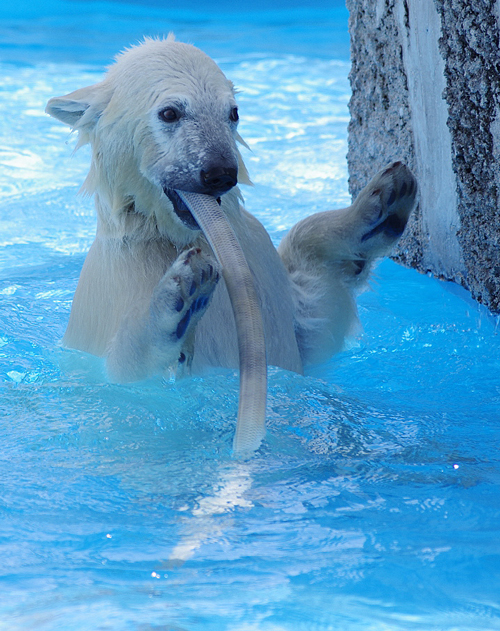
[165,189,221,230]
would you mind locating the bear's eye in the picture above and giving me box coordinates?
[229,107,239,123]
[159,107,180,123]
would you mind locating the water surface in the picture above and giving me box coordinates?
[1,2,499,630]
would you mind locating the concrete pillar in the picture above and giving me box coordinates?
[346,0,500,312]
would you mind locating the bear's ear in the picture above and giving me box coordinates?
[45,83,110,130]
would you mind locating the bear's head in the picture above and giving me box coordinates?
[46,35,251,246]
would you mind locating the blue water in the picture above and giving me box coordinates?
[1,1,500,629]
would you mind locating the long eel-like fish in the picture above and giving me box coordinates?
[175,190,267,456]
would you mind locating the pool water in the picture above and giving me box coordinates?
[1,1,500,630]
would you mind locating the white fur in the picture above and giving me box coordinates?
[46,36,417,381]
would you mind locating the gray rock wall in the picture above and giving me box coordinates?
[346,0,500,312]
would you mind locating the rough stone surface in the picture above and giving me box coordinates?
[435,0,500,311]
[346,0,500,312]
[346,0,422,269]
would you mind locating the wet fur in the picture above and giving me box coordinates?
[46,36,417,381]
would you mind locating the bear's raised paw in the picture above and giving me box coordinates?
[150,247,220,369]
[359,161,417,245]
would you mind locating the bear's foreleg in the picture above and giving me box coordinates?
[278,162,417,365]
[106,247,219,382]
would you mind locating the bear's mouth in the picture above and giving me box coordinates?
[165,189,221,230]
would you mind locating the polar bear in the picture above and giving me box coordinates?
[46,36,417,383]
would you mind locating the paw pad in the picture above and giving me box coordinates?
[151,246,220,351]
[174,291,212,339]
[353,259,366,275]
[175,310,192,339]
[360,162,417,244]
[175,296,184,312]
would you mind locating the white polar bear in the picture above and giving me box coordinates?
[46,36,417,383]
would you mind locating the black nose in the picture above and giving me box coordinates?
[200,167,238,195]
